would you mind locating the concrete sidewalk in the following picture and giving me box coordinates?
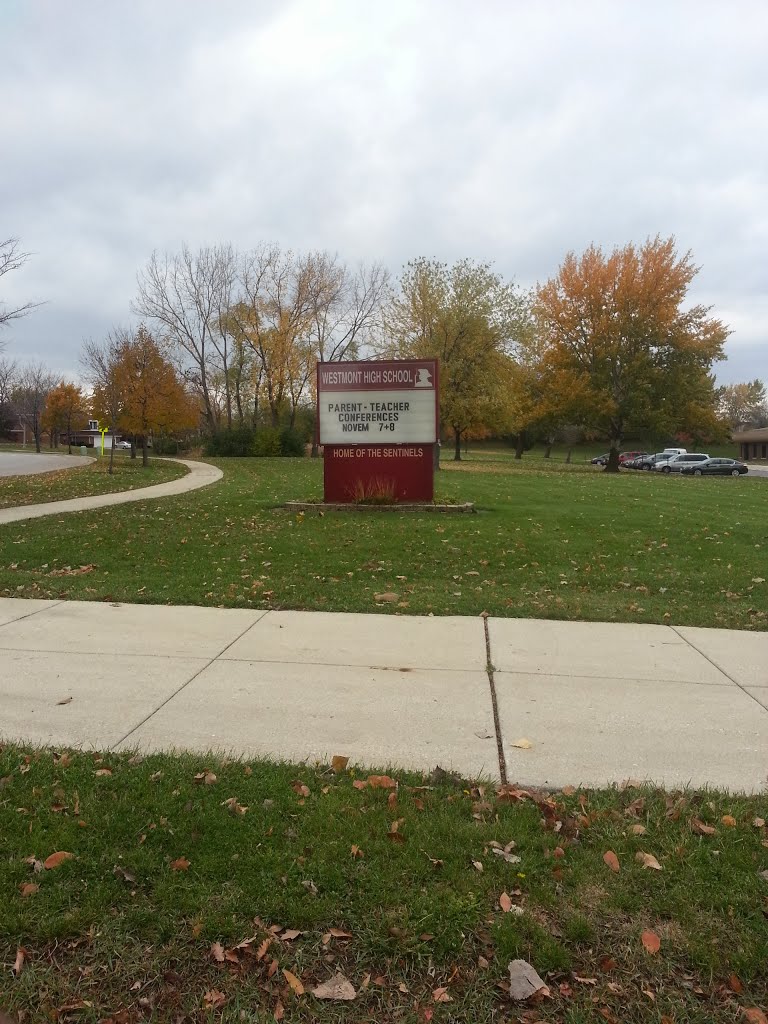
[0,598,766,791]
[0,458,222,525]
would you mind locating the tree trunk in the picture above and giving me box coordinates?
[108,438,115,475]
[544,443,552,459]
[453,427,461,461]
[142,436,148,467]
[565,447,572,464]
[515,433,524,460]
[34,421,41,454]
[604,445,621,473]
[433,441,441,471]
[130,440,137,460]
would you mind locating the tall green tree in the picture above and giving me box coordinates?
[386,258,531,460]
[534,236,730,472]
[717,379,767,428]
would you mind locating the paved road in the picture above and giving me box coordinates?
[0,451,91,477]
[0,458,222,525]
[0,600,765,792]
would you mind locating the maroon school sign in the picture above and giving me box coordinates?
[317,359,439,502]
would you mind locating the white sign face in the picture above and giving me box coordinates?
[317,360,438,445]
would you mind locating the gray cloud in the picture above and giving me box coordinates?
[2,0,766,383]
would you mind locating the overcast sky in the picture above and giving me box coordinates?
[2,0,766,384]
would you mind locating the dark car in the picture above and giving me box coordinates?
[681,458,749,477]
[591,453,610,465]
[635,453,666,471]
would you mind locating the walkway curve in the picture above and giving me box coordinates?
[0,459,223,526]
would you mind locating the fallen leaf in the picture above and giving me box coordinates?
[211,942,225,963]
[221,796,248,815]
[512,738,533,749]
[280,929,303,941]
[472,859,483,872]
[352,780,367,790]
[56,696,73,705]
[432,987,453,1003]
[301,879,318,894]
[368,775,397,789]
[312,972,357,1001]
[273,999,284,1021]
[508,959,548,1001]
[331,755,349,774]
[630,823,647,835]
[387,791,397,810]
[94,768,112,777]
[722,814,737,827]
[499,891,513,912]
[374,592,399,603]
[203,989,226,1009]
[603,850,620,873]
[478,955,489,969]
[44,851,74,870]
[744,1010,768,1024]
[635,851,662,870]
[20,882,39,897]
[491,847,521,864]
[24,856,44,873]
[641,930,661,954]
[291,781,310,798]
[753,817,765,828]
[13,947,25,976]
[283,969,305,995]
[194,771,217,785]
[350,844,364,858]
[170,857,190,872]
[691,818,717,836]
[728,973,743,994]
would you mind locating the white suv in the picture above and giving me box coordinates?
[656,453,710,474]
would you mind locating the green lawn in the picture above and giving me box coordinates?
[0,455,764,630]
[1,745,766,1023]
[0,456,188,510]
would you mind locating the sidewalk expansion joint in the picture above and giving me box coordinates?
[111,618,263,750]
[0,600,63,632]
[670,625,768,715]
[482,614,507,785]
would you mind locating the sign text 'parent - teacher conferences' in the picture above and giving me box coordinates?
[317,360,438,445]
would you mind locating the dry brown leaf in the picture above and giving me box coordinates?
[24,856,44,873]
[630,823,647,836]
[641,930,661,954]
[499,891,513,912]
[691,818,717,836]
[291,781,310,798]
[374,592,399,603]
[350,844,364,858]
[94,768,112,777]
[211,941,225,963]
[508,959,548,1001]
[203,989,226,1009]
[722,814,737,827]
[13,947,25,976]
[603,850,620,873]
[273,999,284,1022]
[331,755,349,774]
[170,857,190,871]
[432,986,453,1003]
[20,882,39,897]
[472,859,483,872]
[280,929,303,941]
[283,969,305,995]
[635,851,662,870]
[753,817,765,828]
[743,1010,768,1024]
[368,775,397,789]
[352,780,367,790]
[511,738,533,749]
[44,851,74,870]
[194,771,217,785]
[728,973,743,994]
[312,972,357,1001]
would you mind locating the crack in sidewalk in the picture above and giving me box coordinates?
[482,614,507,785]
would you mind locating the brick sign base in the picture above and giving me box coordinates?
[323,444,434,503]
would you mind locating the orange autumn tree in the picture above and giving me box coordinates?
[534,236,730,472]
[117,325,198,466]
[42,382,87,452]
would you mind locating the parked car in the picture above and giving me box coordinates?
[635,453,667,471]
[114,440,132,450]
[661,447,687,458]
[656,452,710,474]
[680,458,749,477]
[591,453,610,465]
[619,451,648,466]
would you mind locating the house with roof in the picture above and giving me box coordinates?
[733,426,768,462]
